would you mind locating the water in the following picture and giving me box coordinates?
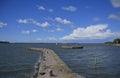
[0,43,41,78]
[0,43,120,78]
[55,44,120,78]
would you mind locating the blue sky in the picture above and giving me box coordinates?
[0,0,120,43]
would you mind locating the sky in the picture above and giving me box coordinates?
[0,0,120,43]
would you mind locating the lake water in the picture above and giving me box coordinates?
[0,43,120,78]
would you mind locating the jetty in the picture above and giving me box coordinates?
[61,45,83,49]
[29,48,85,78]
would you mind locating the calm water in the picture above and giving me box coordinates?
[0,43,120,78]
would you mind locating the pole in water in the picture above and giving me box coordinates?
[93,56,97,67]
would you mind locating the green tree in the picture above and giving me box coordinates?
[113,38,120,44]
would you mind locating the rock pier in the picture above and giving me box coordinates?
[29,48,85,78]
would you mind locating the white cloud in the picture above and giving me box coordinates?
[93,17,100,22]
[56,27,64,32]
[37,6,45,10]
[22,30,31,35]
[17,19,34,24]
[17,19,28,24]
[55,17,72,25]
[43,17,54,21]
[55,17,75,28]
[111,0,120,8]
[40,22,50,27]
[0,22,7,28]
[48,9,54,12]
[36,37,57,42]
[108,14,120,21]
[17,18,50,27]
[43,27,64,33]
[61,24,117,40]
[62,6,77,12]
[22,29,38,35]
[37,5,54,12]
[43,29,55,32]
[44,17,75,29]
[32,29,38,33]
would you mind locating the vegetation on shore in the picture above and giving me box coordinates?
[105,38,120,46]
[0,41,10,43]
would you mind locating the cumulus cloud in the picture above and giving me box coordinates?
[62,6,77,12]
[55,17,75,28]
[22,29,38,35]
[48,9,54,12]
[43,27,64,33]
[40,22,50,27]
[17,19,29,24]
[36,37,57,42]
[43,29,55,32]
[37,6,45,10]
[32,29,38,33]
[22,30,31,35]
[17,19,34,24]
[56,27,64,32]
[17,18,50,27]
[61,24,117,40]
[44,17,75,29]
[0,22,7,28]
[43,17,54,21]
[55,17,72,25]
[111,0,120,8]
[37,5,54,12]
[93,17,100,22]
[108,14,120,21]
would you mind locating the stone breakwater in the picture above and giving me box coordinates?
[29,48,85,78]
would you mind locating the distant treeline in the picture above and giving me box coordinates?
[105,38,120,44]
[0,41,10,43]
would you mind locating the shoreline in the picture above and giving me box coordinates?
[106,43,120,46]
[29,48,85,78]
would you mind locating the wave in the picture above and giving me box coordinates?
[34,56,41,69]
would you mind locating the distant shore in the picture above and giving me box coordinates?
[106,43,120,46]
[0,41,10,43]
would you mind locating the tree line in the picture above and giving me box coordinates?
[105,38,120,44]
